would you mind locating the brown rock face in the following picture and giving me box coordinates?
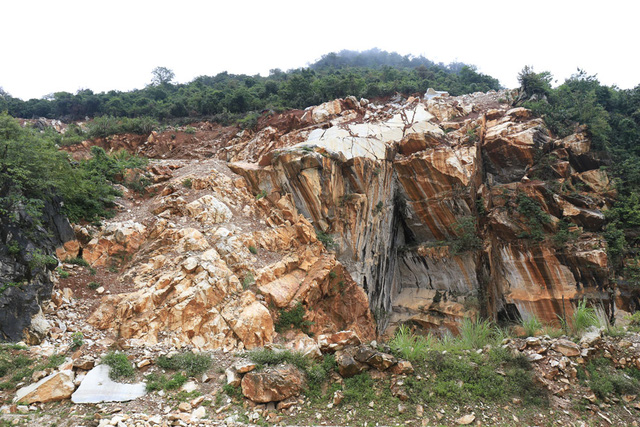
[241,365,305,403]
[87,161,375,350]
[229,90,615,335]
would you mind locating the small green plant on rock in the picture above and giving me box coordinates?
[242,272,255,289]
[56,267,70,278]
[71,332,84,349]
[102,352,135,381]
[275,302,313,333]
[248,245,258,254]
[88,281,100,290]
[7,241,20,256]
[315,229,336,249]
[181,178,192,188]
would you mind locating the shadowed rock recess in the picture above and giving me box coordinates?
[230,91,616,336]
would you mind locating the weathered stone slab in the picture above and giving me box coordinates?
[71,365,145,403]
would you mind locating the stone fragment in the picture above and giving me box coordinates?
[71,365,145,403]
[390,360,414,375]
[225,368,241,387]
[335,350,367,378]
[456,414,476,425]
[73,357,95,371]
[551,339,581,357]
[317,330,361,352]
[14,370,75,404]
[241,365,304,403]
[191,406,206,420]
[284,333,322,360]
[276,396,297,410]
[234,360,257,374]
[332,390,344,406]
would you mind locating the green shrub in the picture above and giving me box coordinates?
[182,178,192,188]
[255,190,267,200]
[66,257,90,267]
[71,332,84,349]
[7,241,20,256]
[450,216,481,255]
[184,126,196,134]
[156,352,212,377]
[222,383,243,399]
[102,352,135,380]
[516,193,550,241]
[275,302,312,333]
[56,267,70,278]
[342,372,376,404]
[585,358,640,399]
[88,281,100,290]
[248,245,258,254]
[315,229,336,249]
[87,116,159,138]
[0,350,65,390]
[145,372,187,391]
[28,249,57,271]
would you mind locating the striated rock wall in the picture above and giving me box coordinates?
[231,92,616,335]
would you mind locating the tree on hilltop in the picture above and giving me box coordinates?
[151,67,175,86]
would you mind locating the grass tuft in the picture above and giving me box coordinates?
[102,351,135,381]
[156,351,212,377]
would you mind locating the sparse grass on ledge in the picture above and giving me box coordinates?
[156,351,212,377]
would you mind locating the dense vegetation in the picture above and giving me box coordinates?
[0,113,147,224]
[0,49,500,124]
[516,67,640,283]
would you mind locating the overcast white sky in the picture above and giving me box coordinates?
[2,0,638,100]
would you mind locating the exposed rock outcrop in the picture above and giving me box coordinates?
[0,198,76,342]
[86,163,375,350]
[230,91,616,334]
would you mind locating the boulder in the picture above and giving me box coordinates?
[241,365,305,403]
[354,345,397,371]
[14,370,75,404]
[335,349,368,378]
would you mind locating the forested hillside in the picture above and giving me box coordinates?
[0,49,499,123]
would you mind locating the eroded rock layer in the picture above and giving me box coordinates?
[86,163,375,350]
[230,92,615,334]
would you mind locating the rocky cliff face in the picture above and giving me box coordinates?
[229,92,616,335]
[84,161,375,350]
[0,198,75,342]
